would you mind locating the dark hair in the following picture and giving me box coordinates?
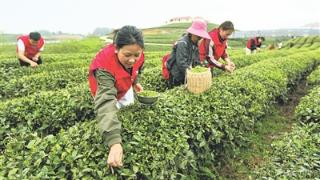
[114,26,144,49]
[219,21,234,31]
[111,29,119,43]
[29,32,41,41]
[258,36,265,41]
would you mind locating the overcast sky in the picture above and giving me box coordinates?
[0,0,319,34]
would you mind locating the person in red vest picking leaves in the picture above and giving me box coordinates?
[88,25,144,168]
[199,21,236,75]
[245,36,265,55]
[17,32,45,67]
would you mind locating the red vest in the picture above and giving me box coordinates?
[88,44,144,100]
[161,53,171,80]
[17,35,44,59]
[199,29,228,62]
[246,37,261,49]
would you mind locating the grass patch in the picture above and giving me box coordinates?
[218,107,293,179]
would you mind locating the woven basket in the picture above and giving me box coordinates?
[186,68,212,94]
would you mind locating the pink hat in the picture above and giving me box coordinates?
[187,19,211,39]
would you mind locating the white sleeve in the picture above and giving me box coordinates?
[206,40,226,69]
[208,40,214,60]
[208,40,220,65]
[39,40,45,51]
[17,39,25,52]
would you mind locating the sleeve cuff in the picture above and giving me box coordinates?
[221,64,226,70]
[133,76,139,84]
[103,129,122,148]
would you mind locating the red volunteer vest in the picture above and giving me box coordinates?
[246,37,261,49]
[17,35,44,59]
[88,44,144,100]
[199,29,228,62]
[161,53,171,80]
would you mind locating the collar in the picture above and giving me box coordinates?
[217,31,226,43]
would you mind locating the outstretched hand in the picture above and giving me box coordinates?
[134,83,143,93]
[30,61,38,68]
[107,143,123,168]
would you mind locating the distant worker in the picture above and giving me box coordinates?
[17,32,45,67]
[267,44,276,50]
[164,18,211,88]
[245,36,265,55]
[199,21,236,74]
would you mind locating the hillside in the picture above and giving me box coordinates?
[281,36,320,49]
[142,22,218,44]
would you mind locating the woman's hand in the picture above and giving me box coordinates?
[133,83,143,93]
[225,59,235,72]
[32,56,39,62]
[228,61,235,68]
[107,143,123,167]
[30,61,38,68]
[225,64,235,73]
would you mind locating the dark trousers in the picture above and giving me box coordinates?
[19,57,43,67]
[168,73,185,89]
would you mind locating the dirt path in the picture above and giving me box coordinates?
[271,79,309,137]
[218,78,310,179]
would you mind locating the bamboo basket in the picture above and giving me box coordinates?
[186,68,212,94]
